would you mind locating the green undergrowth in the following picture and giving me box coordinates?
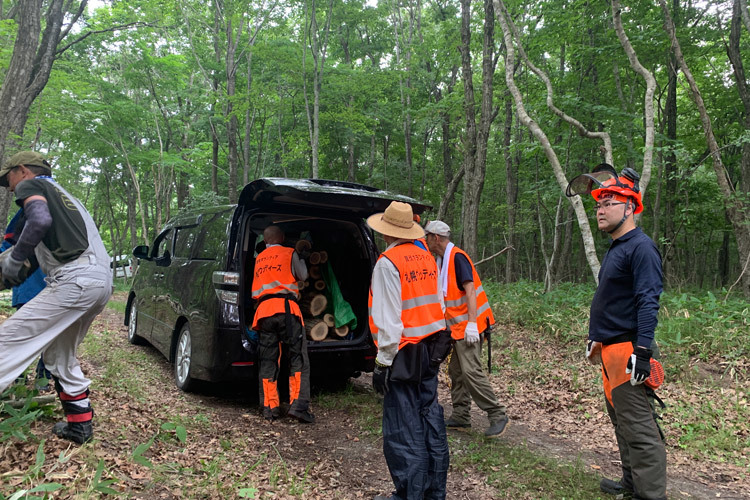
[484,280,749,378]
[449,432,603,499]
[484,279,750,471]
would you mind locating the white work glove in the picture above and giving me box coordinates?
[585,340,602,366]
[1,253,25,287]
[464,322,480,345]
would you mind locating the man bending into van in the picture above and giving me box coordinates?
[251,225,315,423]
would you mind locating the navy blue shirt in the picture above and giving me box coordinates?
[588,227,663,348]
[453,252,474,289]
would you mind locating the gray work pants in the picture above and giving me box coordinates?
[0,265,111,396]
[447,335,506,424]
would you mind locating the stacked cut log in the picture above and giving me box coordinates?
[305,318,328,341]
[295,239,354,341]
[301,293,327,317]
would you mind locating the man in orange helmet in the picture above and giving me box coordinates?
[567,164,666,500]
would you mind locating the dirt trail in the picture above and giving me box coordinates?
[2,305,747,499]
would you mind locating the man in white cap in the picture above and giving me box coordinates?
[424,220,509,437]
[368,201,450,500]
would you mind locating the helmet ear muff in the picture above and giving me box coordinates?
[620,167,641,193]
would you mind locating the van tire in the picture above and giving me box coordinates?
[127,302,145,345]
[174,323,195,392]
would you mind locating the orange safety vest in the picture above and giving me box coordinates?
[368,242,446,350]
[251,245,303,328]
[444,247,495,340]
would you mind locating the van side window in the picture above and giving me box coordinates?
[192,210,232,260]
[174,227,197,259]
[152,229,174,259]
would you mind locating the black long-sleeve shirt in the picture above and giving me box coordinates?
[588,227,663,348]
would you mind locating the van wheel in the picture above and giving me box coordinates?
[127,302,145,345]
[174,323,195,392]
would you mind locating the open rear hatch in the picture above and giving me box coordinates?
[238,178,431,375]
[238,178,431,218]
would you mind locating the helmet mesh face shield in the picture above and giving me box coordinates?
[565,170,619,197]
[566,163,643,214]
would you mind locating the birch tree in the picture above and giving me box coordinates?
[659,0,750,297]
[494,0,602,280]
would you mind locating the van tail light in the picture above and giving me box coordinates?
[213,271,240,286]
[216,290,239,305]
[213,271,241,326]
[213,272,240,305]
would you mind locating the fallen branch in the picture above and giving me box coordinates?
[475,245,514,266]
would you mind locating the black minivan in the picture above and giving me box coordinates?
[125,178,429,391]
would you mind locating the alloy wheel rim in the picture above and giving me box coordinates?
[176,329,191,383]
[128,305,137,340]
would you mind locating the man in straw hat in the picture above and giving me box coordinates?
[0,151,112,445]
[368,201,451,500]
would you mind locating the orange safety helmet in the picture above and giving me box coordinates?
[566,163,643,214]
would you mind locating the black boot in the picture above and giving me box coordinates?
[288,399,315,423]
[600,477,633,498]
[288,407,315,423]
[263,406,281,421]
[52,421,93,444]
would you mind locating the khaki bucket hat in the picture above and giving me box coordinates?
[367,201,425,240]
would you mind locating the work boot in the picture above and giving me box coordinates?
[263,406,281,421]
[445,416,471,429]
[288,407,315,424]
[485,416,509,437]
[600,477,633,498]
[52,421,93,445]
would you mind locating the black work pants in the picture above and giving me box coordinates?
[382,342,449,500]
[602,342,667,500]
[257,313,311,413]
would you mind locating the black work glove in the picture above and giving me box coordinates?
[372,361,390,396]
[1,253,25,287]
[626,346,653,386]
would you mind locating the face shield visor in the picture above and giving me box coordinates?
[565,164,621,197]
[566,163,643,215]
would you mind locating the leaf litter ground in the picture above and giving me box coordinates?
[1,297,747,499]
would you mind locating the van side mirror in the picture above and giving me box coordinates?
[133,245,150,260]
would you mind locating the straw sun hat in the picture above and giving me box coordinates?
[366,201,425,240]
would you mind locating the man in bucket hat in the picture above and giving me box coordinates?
[423,220,508,438]
[0,151,112,444]
[567,164,666,500]
[368,201,450,500]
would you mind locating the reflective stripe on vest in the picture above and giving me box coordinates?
[252,246,299,299]
[368,242,445,350]
[444,247,495,340]
[251,246,302,326]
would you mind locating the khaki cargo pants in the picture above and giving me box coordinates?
[0,264,111,396]
[447,334,506,424]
